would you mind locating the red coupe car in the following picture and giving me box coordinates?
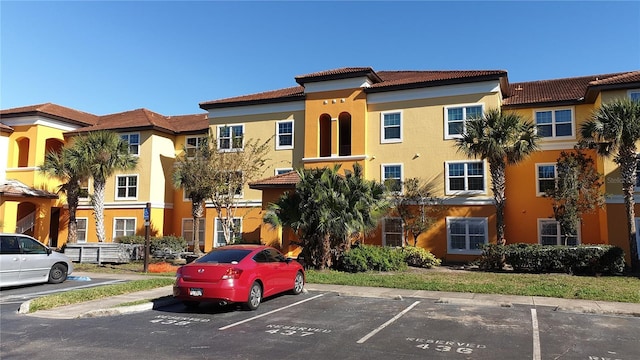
[173,244,305,310]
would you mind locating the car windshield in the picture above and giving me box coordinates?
[195,249,252,264]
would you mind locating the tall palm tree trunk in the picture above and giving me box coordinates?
[191,199,204,255]
[67,186,79,243]
[490,159,507,246]
[620,146,640,271]
[93,180,106,242]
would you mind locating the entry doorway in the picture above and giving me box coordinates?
[49,207,61,248]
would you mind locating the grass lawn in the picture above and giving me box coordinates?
[69,261,640,304]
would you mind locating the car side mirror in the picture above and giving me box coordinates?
[46,247,52,256]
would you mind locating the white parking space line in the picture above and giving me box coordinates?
[357,301,420,344]
[0,280,125,301]
[218,294,325,330]
[531,309,541,360]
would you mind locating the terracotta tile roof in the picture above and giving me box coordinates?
[503,71,640,107]
[0,122,14,133]
[200,86,305,109]
[66,109,209,135]
[201,68,508,109]
[0,103,99,126]
[370,70,508,90]
[295,67,382,85]
[249,171,300,189]
[0,180,58,199]
[165,113,209,133]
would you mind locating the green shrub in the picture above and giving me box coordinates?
[116,235,145,245]
[478,243,626,275]
[151,235,187,254]
[402,246,441,268]
[338,245,407,272]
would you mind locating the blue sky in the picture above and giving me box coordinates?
[1,1,639,116]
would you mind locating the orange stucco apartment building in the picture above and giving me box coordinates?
[1,67,639,264]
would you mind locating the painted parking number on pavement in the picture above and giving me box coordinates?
[150,315,211,327]
[265,324,332,337]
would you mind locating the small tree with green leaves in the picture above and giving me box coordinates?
[544,149,605,245]
[391,177,443,247]
[173,136,215,254]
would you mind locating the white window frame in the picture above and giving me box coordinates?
[120,132,140,156]
[115,174,138,200]
[182,218,205,247]
[217,124,245,151]
[185,136,206,158]
[113,217,136,240]
[445,160,487,195]
[628,89,640,102]
[382,217,404,247]
[79,177,91,200]
[536,163,557,196]
[446,217,488,255]
[381,163,403,193]
[534,107,575,139]
[76,217,88,243]
[538,219,581,246]
[214,217,242,248]
[380,110,403,144]
[275,168,293,176]
[444,103,484,139]
[275,120,294,150]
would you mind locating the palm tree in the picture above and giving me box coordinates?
[455,108,540,246]
[40,146,87,243]
[74,131,138,242]
[173,137,215,255]
[580,98,640,272]
[264,164,387,269]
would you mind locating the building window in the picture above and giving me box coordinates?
[185,136,206,157]
[539,219,579,246]
[383,218,403,247]
[535,108,574,138]
[276,120,294,150]
[381,111,402,143]
[445,104,483,139]
[120,133,140,155]
[275,168,293,176]
[629,89,640,102]
[536,164,556,195]
[382,164,403,192]
[79,178,90,200]
[215,218,241,248]
[447,217,488,255]
[116,175,138,200]
[114,218,136,240]
[77,218,88,243]
[446,161,485,194]
[218,125,244,151]
[182,218,205,247]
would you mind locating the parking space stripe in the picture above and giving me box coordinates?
[356,301,420,344]
[531,308,541,360]
[218,294,325,330]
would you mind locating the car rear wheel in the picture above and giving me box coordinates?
[245,281,262,311]
[292,271,304,295]
[48,263,68,284]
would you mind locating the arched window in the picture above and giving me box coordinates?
[45,138,64,156]
[16,137,30,167]
[319,114,332,157]
[338,112,352,156]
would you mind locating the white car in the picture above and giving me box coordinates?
[0,233,74,287]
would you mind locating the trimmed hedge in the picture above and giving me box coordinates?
[338,245,441,273]
[116,235,187,254]
[478,243,625,275]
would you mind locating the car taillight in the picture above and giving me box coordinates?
[175,267,183,279]
[221,267,242,279]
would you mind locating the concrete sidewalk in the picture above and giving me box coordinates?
[19,271,640,319]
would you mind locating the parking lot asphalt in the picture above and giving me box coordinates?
[17,271,640,319]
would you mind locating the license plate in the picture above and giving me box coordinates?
[189,288,203,297]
